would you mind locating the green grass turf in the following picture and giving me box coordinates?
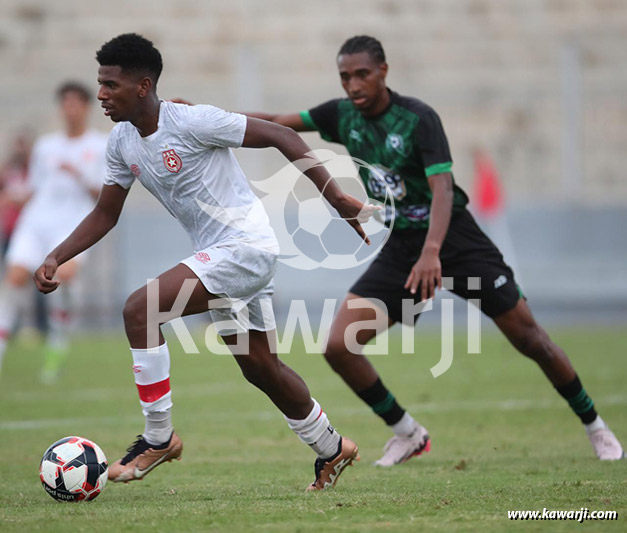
[0,326,625,532]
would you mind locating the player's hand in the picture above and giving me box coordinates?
[59,162,90,189]
[33,257,60,294]
[59,162,81,179]
[405,246,442,301]
[333,194,381,245]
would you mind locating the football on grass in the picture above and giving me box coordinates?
[39,436,108,502]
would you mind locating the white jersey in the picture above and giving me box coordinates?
[21,129,107,223]
[6,129,106,271]
[104,101,278,253]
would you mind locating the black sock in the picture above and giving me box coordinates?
[555,375,597,424]
[356,378,405,425]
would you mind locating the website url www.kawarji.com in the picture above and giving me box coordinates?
[508,508,618,522]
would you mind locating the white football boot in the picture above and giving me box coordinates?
[587,426,624,460]
[374,423,430,467]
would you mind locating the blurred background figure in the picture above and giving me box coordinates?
[0,132,33,256]
[470,148,520,280]
[0,82,106,383]
[0,131,50,341]
[471,148,504,221]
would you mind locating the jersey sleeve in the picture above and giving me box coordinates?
[299,99,341,143]
[415,109,453,177]
[104,130,135,189]
[189,105,247,148]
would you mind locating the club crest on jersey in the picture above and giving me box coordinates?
[194,252,211,264]
[130,164,141,177]
[162,149,182,173]
[385,133,406,156]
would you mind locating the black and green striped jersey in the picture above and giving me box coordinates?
[300,90,469,230]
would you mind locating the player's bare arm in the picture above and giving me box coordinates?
[404,172,454,300]
[242,116,377,244]
[167,99,313,133]
[33,183,129,293]
[244,112,312,132]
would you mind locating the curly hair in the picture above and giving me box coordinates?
[96,33,163,83]
[338,35,386,64]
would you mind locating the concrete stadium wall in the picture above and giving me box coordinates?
[1,0,627,203]
[1,1,626,328]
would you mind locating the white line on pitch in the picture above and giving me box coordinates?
[1,394,625,431]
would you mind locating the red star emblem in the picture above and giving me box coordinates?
[162,149,182,173]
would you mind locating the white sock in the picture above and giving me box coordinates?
[0,336,9,372]
[130,342,173,443]
[391,412,418,437]
[45,286,72,352]
[0,283,29,358]
[0,344,6,374]
[585,415,606,433]
[144,410,173,446]
[285,399,341,459]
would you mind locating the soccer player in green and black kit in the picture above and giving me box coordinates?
[249,35,623,463]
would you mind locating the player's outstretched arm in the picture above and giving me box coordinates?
[242,117,378,244]
[167,98,312,133]
[34,184,129,293]
[244,112,312,132]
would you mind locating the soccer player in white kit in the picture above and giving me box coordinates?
[34,34,379,490]
[0,82,106,382]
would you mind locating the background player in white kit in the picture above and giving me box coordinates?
[34,34,378,490]
[0,82,106,382]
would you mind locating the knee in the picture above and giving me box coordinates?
[5,265,30,287]
[56,261,78,283]
[123,290,147,331]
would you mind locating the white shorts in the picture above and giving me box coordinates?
[6,210,88,272]
[181,240,278,336]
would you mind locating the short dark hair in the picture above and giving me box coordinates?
[96,33,163,83]
[57,81,92,102]
[338,35,386,64]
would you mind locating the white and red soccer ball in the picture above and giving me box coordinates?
[39,436,108,502]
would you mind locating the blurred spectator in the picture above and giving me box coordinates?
[472,148,504,220]
[0,133,33,254]
[471,148,520,280]
[0,132,51,340]
[0,82,107,382]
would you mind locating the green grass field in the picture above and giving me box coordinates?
[0,327,625,532]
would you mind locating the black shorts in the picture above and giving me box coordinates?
[350,209,522,324]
